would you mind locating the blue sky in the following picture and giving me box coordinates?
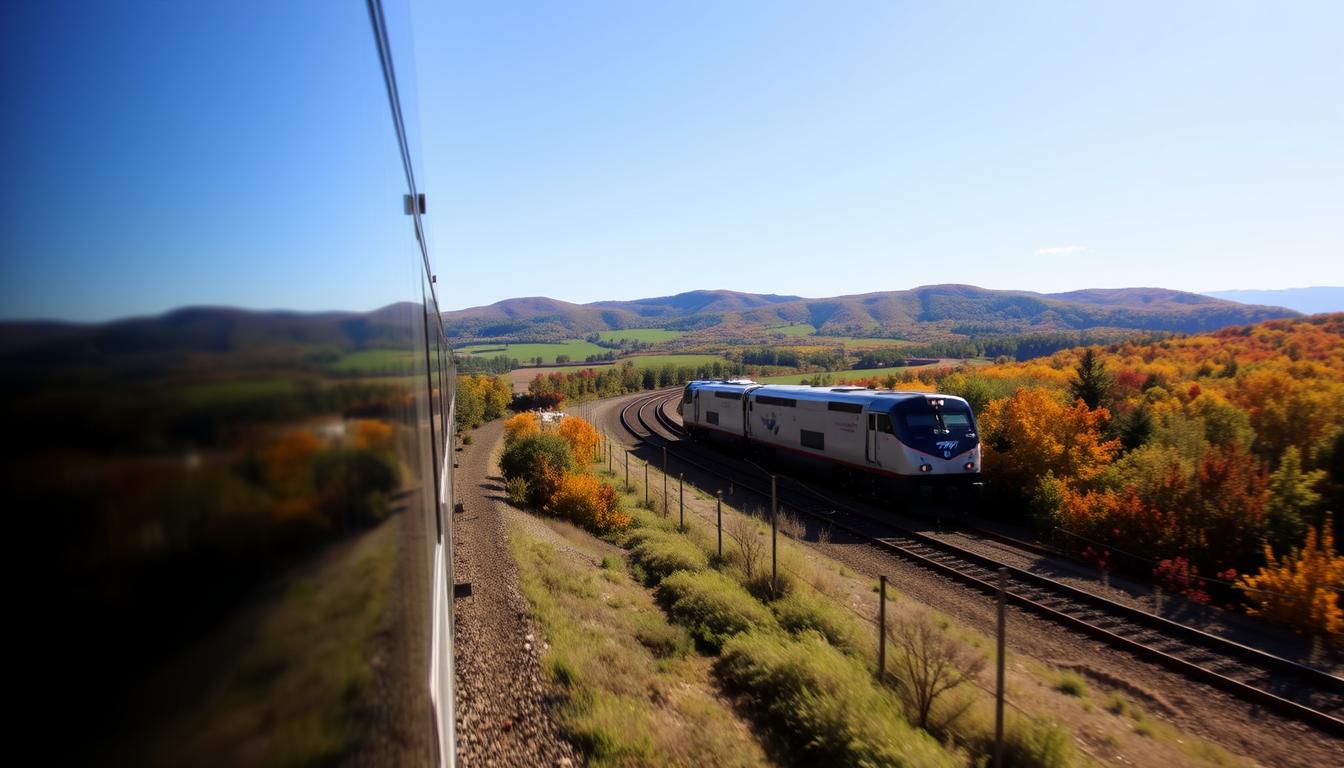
[3,1,1342,321]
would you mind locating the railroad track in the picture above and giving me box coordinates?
[616,389,1344,736]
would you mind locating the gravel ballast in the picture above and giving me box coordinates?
[452,419,578,767]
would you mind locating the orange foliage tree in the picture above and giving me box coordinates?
[503,412,539,444]
[980,388,1120,491]
[1237,517,1344,644]
[557,416,601,466]
[549,471,631,533]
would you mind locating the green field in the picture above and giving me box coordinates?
[329,349,419,374]
[764,323,816,337]
[596,328,684,343]
[455,340,609,364]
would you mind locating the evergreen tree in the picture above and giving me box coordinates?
[1069,348,1112,409]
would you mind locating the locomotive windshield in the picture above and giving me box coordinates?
[888,397,977,456]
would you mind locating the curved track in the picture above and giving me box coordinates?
[618,390,1344,736]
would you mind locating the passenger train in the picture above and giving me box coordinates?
[679,379,981,492]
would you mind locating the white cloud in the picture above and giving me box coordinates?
[1034,245,1090,256]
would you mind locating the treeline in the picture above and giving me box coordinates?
[888,329,1155,362]
[736,346,845,369]
[455,353,517,374]
[525,360,744,407]
[585,332,656,352]
[454,374,512,432]
[894,315,1344,640]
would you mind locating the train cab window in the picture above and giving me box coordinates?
[903,413,936,433]
[683,385,693,405]
[875,414,893,434]
[706,411,719,425]
[942,411,972,428]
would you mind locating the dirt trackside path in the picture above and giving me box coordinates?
[452,419,579,767]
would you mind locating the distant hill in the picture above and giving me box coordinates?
[0,303,420,380]
[1203,287,1344,315]
[442,285,1298,341]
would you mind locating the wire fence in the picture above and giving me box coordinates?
[599,433,1096,762]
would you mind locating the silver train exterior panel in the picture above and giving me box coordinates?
[679,380,981,486]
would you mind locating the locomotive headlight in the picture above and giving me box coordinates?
[964,462,975,471]
[919,464,932,473]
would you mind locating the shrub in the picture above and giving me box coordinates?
[503,412,540,444]
[999,716,1075,768]
[550,472,632,534]
[656,570,778,651]
[717,631,955,768]
[505,476,529,507]
[561,691,655,764]
[499,433,574,509]
[460,432,473,446]
[770,590,862,653]
[958,708,1076,768]
[1053,670,1088,697]
[887,612,986,729]
[634,620,693,659]
[629,529,709,583]
[723,515,767,582]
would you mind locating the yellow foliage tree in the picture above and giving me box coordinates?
[503,412,539,444]
[556,416,601,466]
[1237,517,1344,644]
[980,388,1120,491]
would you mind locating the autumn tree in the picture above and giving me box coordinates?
[556,416,600,466]
[1238,517,1344,644]
[549,471,631,533]
[980,388,1120,493]
[503,412,540,444]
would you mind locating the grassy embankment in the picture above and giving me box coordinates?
[142,514,401,766]
[512,438,1256,768]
